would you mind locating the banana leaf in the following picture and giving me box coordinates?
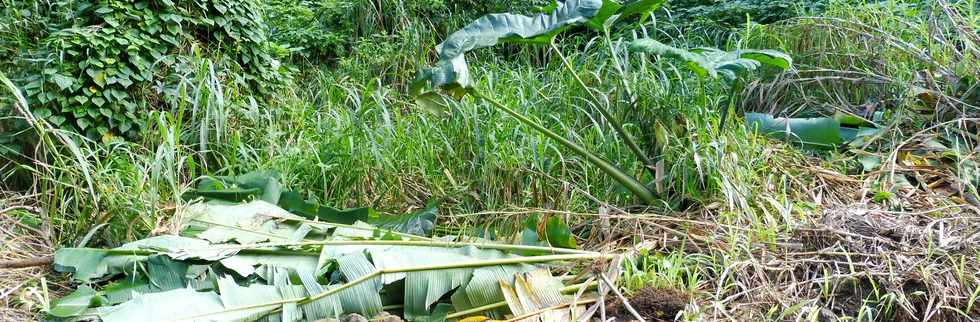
[412,0,666,100]
[629,38,793,81]
[745,113,845,149]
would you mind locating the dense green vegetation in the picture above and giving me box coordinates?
[1,0,978,321]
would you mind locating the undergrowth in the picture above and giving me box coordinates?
[0,0,978,321]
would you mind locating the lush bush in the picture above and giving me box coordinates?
[263,0,553,61]
[9,0,289,141]
[667,0,825,27]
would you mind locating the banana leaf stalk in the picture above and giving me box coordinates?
[190,216,437,242]
[173,239,600,255]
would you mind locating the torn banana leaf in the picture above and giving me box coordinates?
[412,0,666,100]
[629,38,792,81]
[53,235,236,282]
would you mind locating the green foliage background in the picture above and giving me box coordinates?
[3,0,290,141]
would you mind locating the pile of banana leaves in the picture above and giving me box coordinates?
[48,172,616,322]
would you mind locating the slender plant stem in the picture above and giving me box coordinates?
[601,29,660,178]
[718,78,740,134]
[550,41,656,174]
[470,90,657,204]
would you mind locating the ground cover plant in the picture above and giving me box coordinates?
[1,0,978,321]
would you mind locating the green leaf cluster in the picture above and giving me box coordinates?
[629,38,793,81]
[20,0,287,140]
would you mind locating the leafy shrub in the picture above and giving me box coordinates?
[18,0,288,140]
[667,0,825,27]
[263,0,352,59]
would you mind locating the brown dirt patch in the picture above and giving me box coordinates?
[607,287,689,322]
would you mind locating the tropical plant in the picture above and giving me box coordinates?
[628,37,793,129]
[48,199,613,322]
[412,0,669,205]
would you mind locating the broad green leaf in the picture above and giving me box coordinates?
[372,202,438,236]
[271,268,302,322]
[217,276,285,321]
[50,74,74,90]
[145,255,188,291]
[100,278,155,305]
[182,200,305,244]
[296,270,344,320]
[54,235,235,282]
[98,285,287,322]
[520,215,577,249]
[438,0,602,60]
[745,113,843,148]
[219,251,318,277]
[183,170,282,204]
[630,39,792,81]
[544,217,578,249]
[589,0,666,28]
[413,0,605,98]
[49,286,103,318]
[53,248,133,283]
[278,191,375,225]
[335,252,384,317]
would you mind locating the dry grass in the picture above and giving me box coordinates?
[0,197,67,321]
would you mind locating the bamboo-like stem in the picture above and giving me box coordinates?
[550,41,656,175]
[471,90,657,204]
[170,254,611,321]
[445,302,509,319]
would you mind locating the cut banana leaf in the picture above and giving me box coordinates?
[183,170,282,204]
[48,286,104,318]
[745,113,844,148]
[53,235,224,282]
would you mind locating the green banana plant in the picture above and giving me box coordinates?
[412,0,666,205]
[628,38,793,128]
